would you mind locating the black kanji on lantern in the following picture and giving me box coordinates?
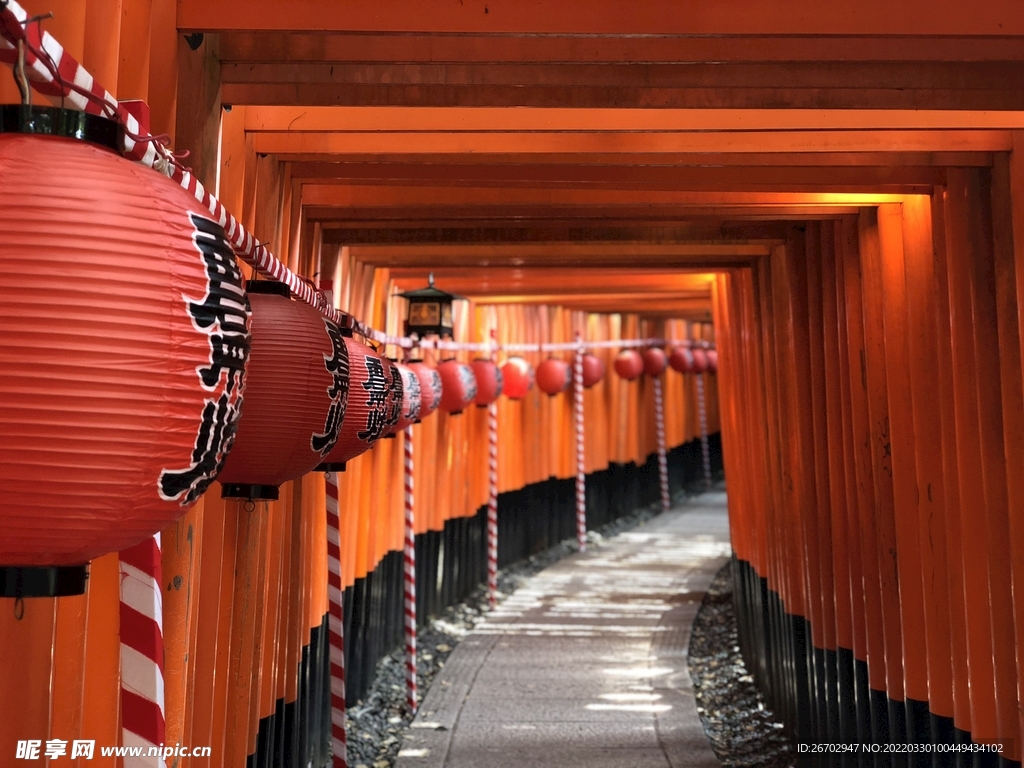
[311,318,350,456]
[397,272,463,339]
[358,356,390,442]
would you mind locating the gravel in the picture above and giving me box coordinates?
[688,562,795,768]
[343,493,685,768]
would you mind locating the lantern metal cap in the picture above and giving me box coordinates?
[397,272,464,302]
[0,565,89,598]
[0,105,120,153]
[221,483,280,501]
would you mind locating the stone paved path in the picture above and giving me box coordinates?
[396,491,731,768]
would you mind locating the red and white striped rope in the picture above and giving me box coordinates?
[695,374,713,490]
[118,534,167,767]
[652,377,671,511]
[403,426,418,713]
[486,332,500,608]
[574,332,587,552]
[324,474,349,768]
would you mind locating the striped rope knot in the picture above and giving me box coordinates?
[574,333,587,552]
[653,377,671,511]
[324,474,349,768]
[118,534,167,767]
[403,426,418,713]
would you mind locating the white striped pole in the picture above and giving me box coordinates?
[404,425,418,713]
[487,329,500,609]
[696,372,713,490]
[574,332,587,552]
[325,474,349,768]
[118,534,167,767]
[653,376,671,511]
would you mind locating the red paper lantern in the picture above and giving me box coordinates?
[438,359,478,414]
[707,349,719,374]
[692,347,710,374]
[669,345,695,374]
[580,354,605,388]
[642,347,667,377]
[614,349,644,381]
[381,359,406,438]
[408,361,443,419]
[317,338,394,471]
[217,282,346,500]
[471,358,504,407]
[536,358,571,396]
[501,357,534,400]
[0,109,251,596]
[394,364,423,431]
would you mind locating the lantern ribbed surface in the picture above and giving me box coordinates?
[408,361,442,419]
[395,363,423,431]
[471,358,503,407]
[536,358,571,396]
[614,349,644,381]
[642,347,667,377]
[501,357,534,400]
[382,359,406,437]
[217,290,343,495]
[707,348,719,374]
[668,345,695,374]
[438,360,477,414]
[319,339,392,468]
[580,353,605,388]
[0,132,250,569]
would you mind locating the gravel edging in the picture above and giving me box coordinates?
[344,492,692,768]
[687,561,795,768]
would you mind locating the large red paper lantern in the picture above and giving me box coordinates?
[501,357,534,400]
[217,282,346,500]
[408,361,443,419]
[438,359,478,414]
[580,354,605,388]
[692,347,710,374]
[536,358,571,396]
[394,364,423,431]
[614,349,644,381]
[642,347,667,377]
[669,345,695,374]
[317,339,394,471]
[471,359,504,407]
[0,108,251,596]
[707,348,719,374]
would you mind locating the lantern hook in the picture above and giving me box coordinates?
[13,39,30,106]
[427,272,434,288]
[244,500,256,514]
[13,596,24,621]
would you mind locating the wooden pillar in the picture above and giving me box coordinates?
[175,32,221,190]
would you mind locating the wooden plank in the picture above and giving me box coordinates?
[174,32,222,190]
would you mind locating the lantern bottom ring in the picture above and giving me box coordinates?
[0,565,89,598]
[316,462,347,473]
[221,483,280,501]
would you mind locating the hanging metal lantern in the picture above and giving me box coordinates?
[394,363,423,431]
[438,359,477,414]
[217,281,347,500]
[536,358,571,396]
[580,353,605,388]
[614,349,644,381]
[397,273,462,339]
[317,338,392,471]
[0,107,251,597]
[501,356,535,400]
[408,360,443,420]
[642,347,667,377]
[471,358,503,407]
[669,345,695,374]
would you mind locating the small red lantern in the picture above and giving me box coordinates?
[707,348,719,374]
[614,349,644,381]
[381,359,405,438]
[317,339,393,471]
[408,361,443,419]
[0,108,251,596]
[580,354,605,388]
[438,359,478,414]
[501,357,534,400]
[536,358,571,396]
[692,347,710,374]
[217,282,345,500]
[669,345,695,374]
[394,364,423,431]
[471,358,504,407]
[642,347,667,377]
